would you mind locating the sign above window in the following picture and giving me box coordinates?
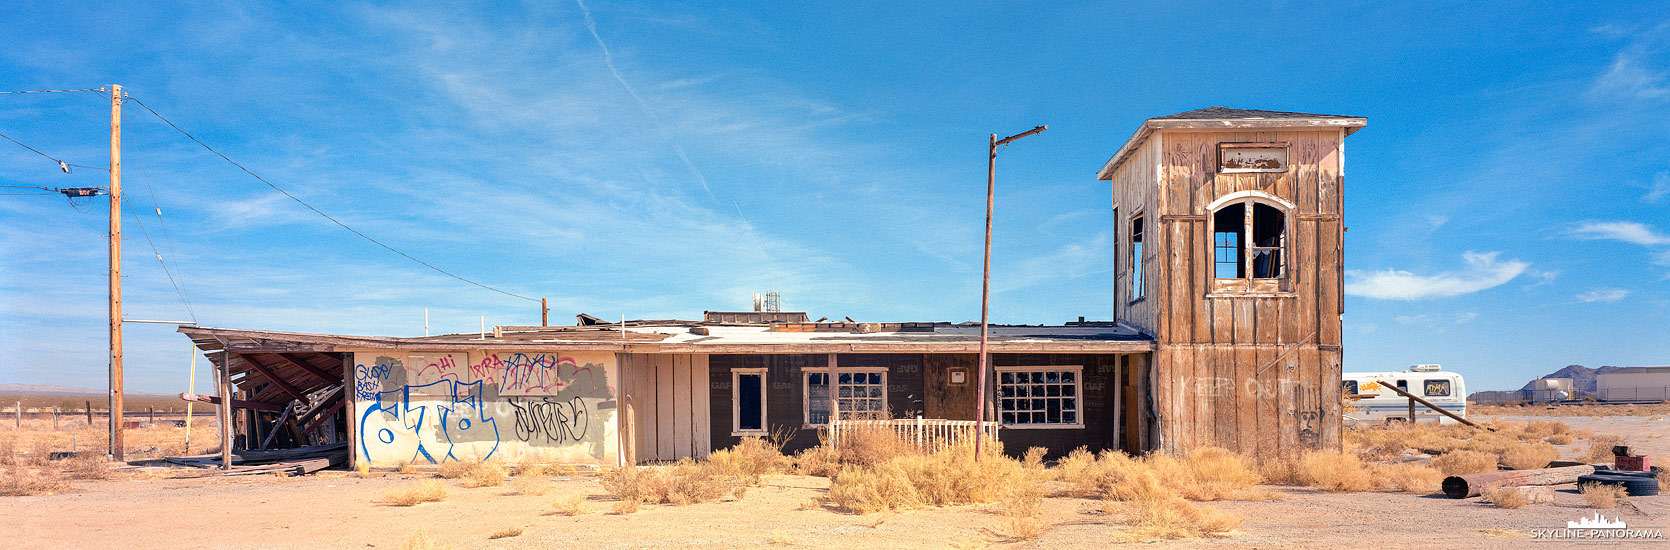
[1219,142,1289,173]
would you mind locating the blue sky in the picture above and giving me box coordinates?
[1,1,1666,393]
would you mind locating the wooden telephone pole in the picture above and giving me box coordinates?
[974,125,1045,461]
[108,84,124,460]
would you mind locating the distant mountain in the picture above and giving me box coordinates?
[0,383,170,397]
[1515,365,1623,394]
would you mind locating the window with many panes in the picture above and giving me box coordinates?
[804,370,887,425]
[997,366,1083,428]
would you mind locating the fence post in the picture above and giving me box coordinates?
[13,400,19,428]
[85,400,92,425]
[53,406,59,430]
[915,416,924,449]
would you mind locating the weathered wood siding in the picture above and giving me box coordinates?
[1110,135,1163,334]
[623,353,710,462]
[705,353,1131,457]
[1113,129,1344,457]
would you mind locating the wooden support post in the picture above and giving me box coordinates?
[13,400,19,428]
[86,400,92,425]
[827,352,839,447]
[108,83,124,461]
[149,406,155,426]
[219,351,234,469]
[53,406,59,430]
[1376,379,1486,429]
[1408,396,1416,423]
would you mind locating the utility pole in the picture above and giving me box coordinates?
[541,298,549,326]
[975,124,1046,461]
[108,84,124,460]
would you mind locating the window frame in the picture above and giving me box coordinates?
[801,367,889,427]
[1206,192,1293,294]
[995,365,1086,430]
[731,368,769,437]
[1129,211,1146,304]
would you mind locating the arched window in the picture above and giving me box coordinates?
[1209,192,1289,292]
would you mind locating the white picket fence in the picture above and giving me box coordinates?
[828,416,1001,453]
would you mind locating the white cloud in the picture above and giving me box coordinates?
[1454,312,1479,324]
[1576,288,1630,303]
[1649,172,1670,203]
[1590,53,1670,101]
[995,234,1111,294]
[1569,221,1670,246]
[1345,251,1529,300]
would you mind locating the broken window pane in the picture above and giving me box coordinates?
[1213,203,1245,278]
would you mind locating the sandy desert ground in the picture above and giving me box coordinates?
[2,413,1668,549]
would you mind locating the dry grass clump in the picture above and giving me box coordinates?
[1501,443,1559,470]
[640,459,740,505]
[1546,433,1574,445]
[508,476,548,496]
[826,442,1034,514]
[1523,421,1569,438]
[1580,482,1627,508]
[602,452,758,509]
[1584,434,1624,462]
[1295,451,1373,492]
[707,437,789,485]
[600,464,644,504]
[1056,447,1271,501]
[459,461,506,488]
[1052,447,1246,540]
[487,527,523,539]
[1432,450,1498,476]
[1377,462,1444,493]
[382,480,449,506]
[835,426,923,468]
[401,529,452,550]
[792,444,840,477]
[1282,451,1443,494]
[1116,496,1242,541]
[1480,484,1527,509]
[0,465,69,496]
[996,477,1046,541]
[553,493,591,516]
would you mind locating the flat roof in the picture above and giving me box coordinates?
[180,321,1156,355]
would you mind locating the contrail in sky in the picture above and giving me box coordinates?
[575,0,721,206]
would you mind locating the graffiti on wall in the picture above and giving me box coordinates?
[353,352,616,465]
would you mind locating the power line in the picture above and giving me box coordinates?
[129,139,196,324]
[0,88,102,94]
[0,129,109,171]
[124,95,540,303]
[122,199,197,323]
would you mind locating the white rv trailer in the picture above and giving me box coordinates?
[1342,364,1467,425]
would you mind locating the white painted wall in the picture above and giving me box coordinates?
[1598,371,1670,401]
[351,350,618,466]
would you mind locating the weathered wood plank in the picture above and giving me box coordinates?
[655,354,675,461]
[691,354,711,459]
[672,354,693,458]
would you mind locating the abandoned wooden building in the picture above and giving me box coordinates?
[176,106,1364,468]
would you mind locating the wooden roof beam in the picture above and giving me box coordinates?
[242,354,308,403]
[277,353,342,385]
